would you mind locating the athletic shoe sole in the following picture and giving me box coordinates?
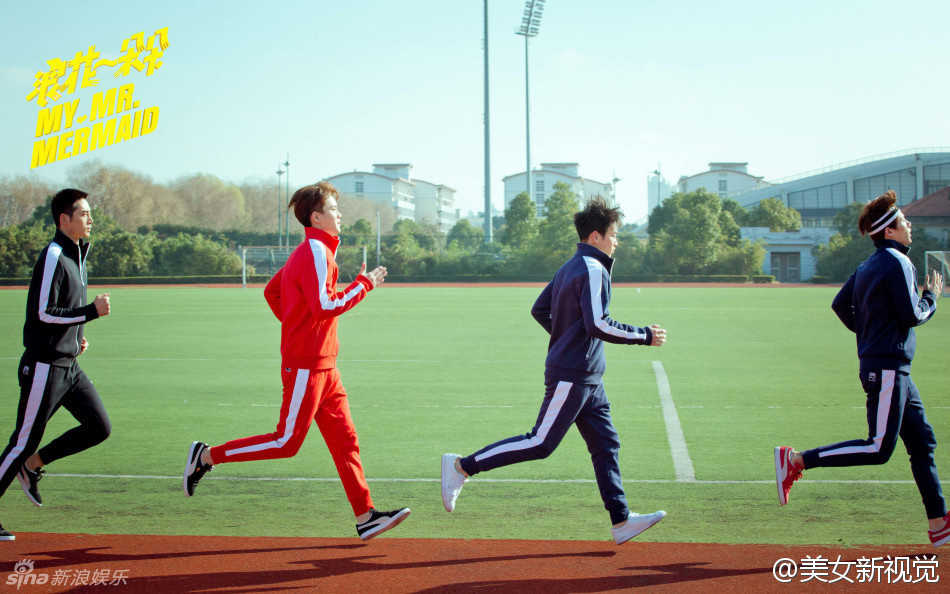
[612,511,666,545]
[183,441,205,497]
[441,453,465,512]
[17,468,42,507]
[0,535,14,541]
[359,508,411,541]
[774,446,788,506]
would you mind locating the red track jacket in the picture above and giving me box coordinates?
[264,227,373,369]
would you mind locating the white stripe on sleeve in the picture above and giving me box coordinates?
[583,257,645,341]
[309,239,365,312]
[38,243,86,325]
[885,248,934,323]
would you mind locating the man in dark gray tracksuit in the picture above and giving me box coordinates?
[441,198,669,544]
[775,189,949,547]
[0,189,111,542]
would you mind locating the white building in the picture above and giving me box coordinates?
[413,179,458,231]
[325,163,458,232]
[503,162,616,217]
[678,162,767,198]
[647,172,675,214]
[741,227,835,282]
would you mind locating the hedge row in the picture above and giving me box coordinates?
[0,273,778,286]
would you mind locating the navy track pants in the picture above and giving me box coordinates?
[802,369,946,519]
[459,380,629,524]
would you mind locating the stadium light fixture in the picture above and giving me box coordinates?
[515,0,545,202]
[276,167,285,247]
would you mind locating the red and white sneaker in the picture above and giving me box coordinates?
[774,446,802,506]
[928,513,950,547]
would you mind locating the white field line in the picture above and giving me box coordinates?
[47,473,916,485]
[653,360,696,482]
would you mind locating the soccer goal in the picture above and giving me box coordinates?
[924,251,950,297]
[240,246,293,288]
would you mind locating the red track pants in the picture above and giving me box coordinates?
[209,367,374,516]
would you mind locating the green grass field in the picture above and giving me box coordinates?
[0,284,948,545]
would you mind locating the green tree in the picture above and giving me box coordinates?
[537,182,579,245]
[502,192,537,249]
[647,189,724,274]
[530,182,581,273]
[832,201,865,238]
[89,231,154,276]
[720,198,749,227]
[815,233,874,281]
[446,219,483,251]
[150,233,243,275]
[342,218,374,248]
[746,197,801,231]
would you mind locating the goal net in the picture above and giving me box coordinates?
[924,251,950,297]
[240,246,293,288]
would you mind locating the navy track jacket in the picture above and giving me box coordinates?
[531,243,653,384]
[832,239,937,374]
[22,229,99,365]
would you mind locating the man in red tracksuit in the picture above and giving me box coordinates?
[183,181,410,541]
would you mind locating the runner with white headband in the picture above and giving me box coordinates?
[774,189,949,546]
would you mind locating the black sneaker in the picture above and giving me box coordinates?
[183,441,213,497]
[0,524,14,541]
[17,465,44,507]
[356,507,411,541]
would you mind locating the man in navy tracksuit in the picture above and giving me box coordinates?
[775,189,948,546]
[441,198,668,544]
[0,189,112,542]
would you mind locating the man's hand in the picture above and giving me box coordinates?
[80,337,88,355]
[94,293,111,317]
[649,324,666,346]
[925,270,944,300]
[358,263,388,288]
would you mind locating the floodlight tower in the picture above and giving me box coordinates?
[276,166,285,247]
[283,154,290,246]
[515,0,545,201]
[483,0,493,244]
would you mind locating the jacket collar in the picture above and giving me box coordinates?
[575,242,614,272]
[874,238,910,255]
[53,229,90,260]
[305,227,340,254]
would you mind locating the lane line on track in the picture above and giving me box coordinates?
[653,360,696,482]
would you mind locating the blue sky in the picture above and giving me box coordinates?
[2,0,949,223]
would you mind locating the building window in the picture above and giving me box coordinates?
[355,181,364,193]
[536,180,545,193]
[718,179,728,192]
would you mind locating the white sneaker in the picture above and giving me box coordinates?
[441,453,468,512]
[610,511,666,545]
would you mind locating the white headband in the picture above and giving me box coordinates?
[869,208,900,235]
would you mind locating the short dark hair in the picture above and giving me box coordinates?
[288,181,339,227]
[51,188,88,227]
[574,197,621,241]
[858,190,899,241]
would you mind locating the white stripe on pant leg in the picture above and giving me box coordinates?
[819,370,895,458]
[0,362,50,479]
[474,381,572,462]
[225,369,310,457]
